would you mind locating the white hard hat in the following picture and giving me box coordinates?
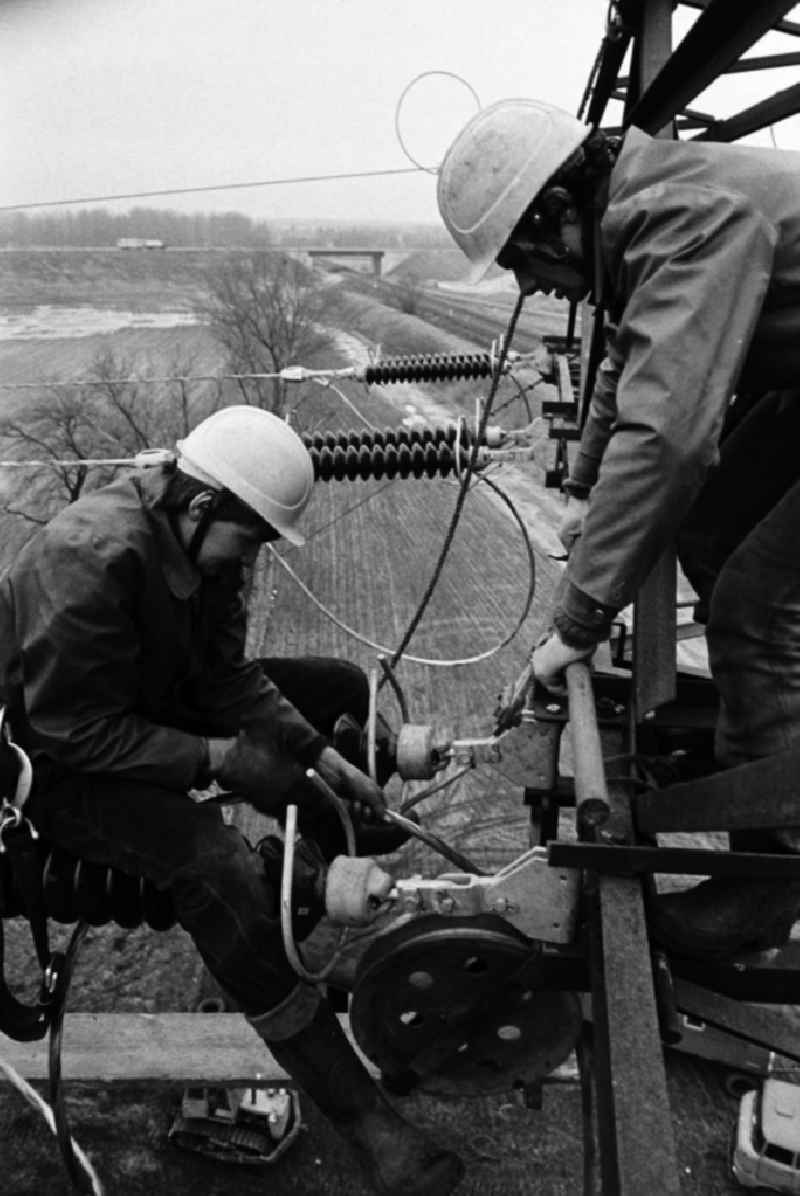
[437,99,589,284]
[176,406,314,546]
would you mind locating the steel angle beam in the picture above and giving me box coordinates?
[725,51,800,72]
[585,26,633,127]
[674,978,800,1044]
[625,0,799,135]
[566,663,680,1194]
[550,842,800,879]
[679,0,800,40]
[693,80,800,142]
[635,744,800,834]
[587,874,681,1194]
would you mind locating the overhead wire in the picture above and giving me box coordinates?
[0,168,425,214]
[267,454,535,668]
[381,295,526,682]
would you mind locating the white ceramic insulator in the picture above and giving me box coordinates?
[325,856,392,926]
[395,724,437,780]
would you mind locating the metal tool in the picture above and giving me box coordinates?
[382,808,485,875]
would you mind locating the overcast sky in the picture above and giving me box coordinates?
[2,0,799,225]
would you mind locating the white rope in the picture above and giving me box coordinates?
[0,1054,105,1195]
[310,377,379,432]
[269,546,515,668]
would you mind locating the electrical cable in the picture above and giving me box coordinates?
[303,479,398,543]
[381,296,525,682]
[394,71,482,174]
[310,377,379,431]
[0,1054,104,1194]
[0,168,424,214]
[267,460,535,668]
[399,763,474,815]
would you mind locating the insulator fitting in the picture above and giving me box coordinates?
[302,425,484,483]
[363,353,495,385]
[3,843,178,931]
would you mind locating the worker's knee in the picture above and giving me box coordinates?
[247,982,322,1042]
[171,825,278,923]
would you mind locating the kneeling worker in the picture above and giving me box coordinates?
[0,405,463,1195]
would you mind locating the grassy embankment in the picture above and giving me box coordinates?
[0,252,743,1196]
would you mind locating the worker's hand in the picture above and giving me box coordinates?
[314,745,388,821]
[558,496,589,554]
[214,729,305,813]
[494,658,535,733]
[532,630,595,696]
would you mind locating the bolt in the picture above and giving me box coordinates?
[492,898,509,913]
[438,894,455,913]
[546,703,562,714]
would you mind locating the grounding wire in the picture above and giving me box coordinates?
[0,1054,104,1194]
[381,295,525,682]
[303,479,398,543]
[310,377,379,431]
[266,460,535,669]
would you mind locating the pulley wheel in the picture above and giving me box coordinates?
[350,915,581,1097]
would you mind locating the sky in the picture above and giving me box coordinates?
[1,0,800,226]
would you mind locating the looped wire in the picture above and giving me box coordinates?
[394,70,481,175]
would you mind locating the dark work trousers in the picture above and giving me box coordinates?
[678,389,800,622]
[27,657,369,1017]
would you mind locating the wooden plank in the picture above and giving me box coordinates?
[0,1012,378,1086]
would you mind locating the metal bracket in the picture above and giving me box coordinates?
[391,846,579,944]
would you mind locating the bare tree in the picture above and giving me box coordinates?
[197,252,334,414]
[0,344,215,545]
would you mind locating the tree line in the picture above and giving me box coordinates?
[0,208,449,250]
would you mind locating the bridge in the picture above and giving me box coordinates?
[306,247,385,278]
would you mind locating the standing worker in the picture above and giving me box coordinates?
[0,405,463,1196]
[437,99,800,959]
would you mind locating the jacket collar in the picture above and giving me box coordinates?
[136,468,202,600]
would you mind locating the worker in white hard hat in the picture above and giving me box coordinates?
[439,99,800,961]
[0,404,464,1196]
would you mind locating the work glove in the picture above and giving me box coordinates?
[213,729,310,815]
[532,630,595,696]
[494,630,596,731]
[313,745,387,821]
[557,496,589,554]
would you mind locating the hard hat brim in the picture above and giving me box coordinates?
[460,253,497,287]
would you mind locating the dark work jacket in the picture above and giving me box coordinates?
[555,126,800,646]
[0,468,325,790]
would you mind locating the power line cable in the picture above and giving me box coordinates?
[0,168,424,214]
[381,296,525,680]
[268,464,535,669]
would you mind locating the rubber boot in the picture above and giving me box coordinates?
[650,876,800,961]
[264,1000,464,1196]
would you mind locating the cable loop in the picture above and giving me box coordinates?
[394,71,481,175]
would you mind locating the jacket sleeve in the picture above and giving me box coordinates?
[556,183,777,643]
[11,528,208,789]
[564,344,622,497]
[190,578,327,766]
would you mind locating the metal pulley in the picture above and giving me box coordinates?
[349,914,582,1098]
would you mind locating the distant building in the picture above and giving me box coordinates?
[116,238,167,250]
